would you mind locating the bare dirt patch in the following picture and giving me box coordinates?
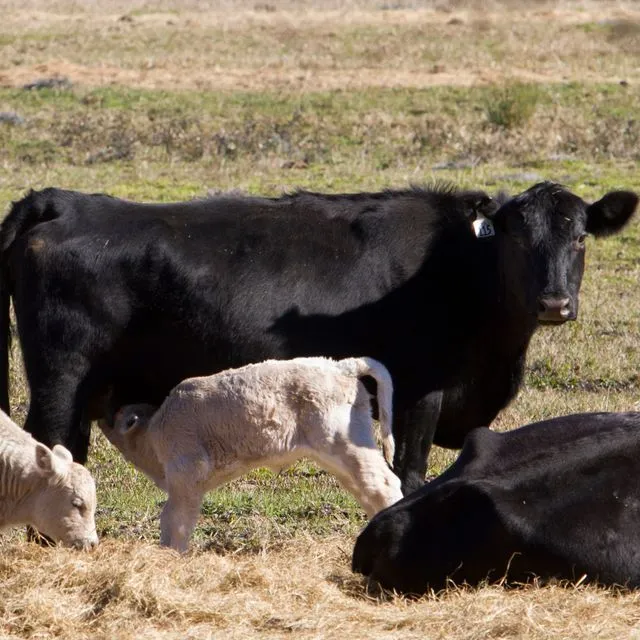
[2,3,640,91]
[0,60,488,92]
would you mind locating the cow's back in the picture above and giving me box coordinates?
[4,187,495,422]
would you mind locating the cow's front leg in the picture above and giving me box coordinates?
[392,391,443,496]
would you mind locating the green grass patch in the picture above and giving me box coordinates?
[1,77,639,551]
[484,83,542,129]
[2,82,640,213]
[88,431,366,551]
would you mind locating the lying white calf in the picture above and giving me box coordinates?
[0,409,98,549]
[100,356,403,552]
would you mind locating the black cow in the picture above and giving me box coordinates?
[352,412,640,593]
[0,183,636,494]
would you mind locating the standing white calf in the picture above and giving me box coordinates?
[0,410,98,549]
[99,356,403,552]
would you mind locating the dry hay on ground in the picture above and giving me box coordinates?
[1,534,640,639]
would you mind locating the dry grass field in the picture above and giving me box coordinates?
[1,1,640,638]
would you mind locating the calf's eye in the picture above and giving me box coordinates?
[576,234,587,248]
[72,497,84,509]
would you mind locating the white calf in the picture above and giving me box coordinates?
[0,409,98,549]
[99,356,403,552]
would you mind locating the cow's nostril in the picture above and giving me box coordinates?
[538,297,571,321]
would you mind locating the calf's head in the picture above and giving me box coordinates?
[32,444,98,550]
[98,404,165,489]
[492,182,637,323]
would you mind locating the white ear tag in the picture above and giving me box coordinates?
[472,214,496,238]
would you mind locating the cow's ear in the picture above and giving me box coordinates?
[476,195,499,220]
[461,191,498,220]
[586,191,638,237]
[35,443,72,478]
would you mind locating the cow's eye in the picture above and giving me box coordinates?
[72,497,84,510]
[576,234,587,248]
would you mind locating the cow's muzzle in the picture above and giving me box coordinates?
[537,296,574,323]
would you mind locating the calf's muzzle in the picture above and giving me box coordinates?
[74,535,99,551]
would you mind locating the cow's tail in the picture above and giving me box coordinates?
[339,357,395,466]
[0,189,58,416]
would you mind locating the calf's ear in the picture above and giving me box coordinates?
[586,191,638,237]
[34,443,55,477]
[35,443,73,479]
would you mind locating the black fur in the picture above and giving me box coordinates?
[353,412,640,593]
[0,183,636,492]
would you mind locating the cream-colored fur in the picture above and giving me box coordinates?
[0,409,98,549]
[100,356,403,552]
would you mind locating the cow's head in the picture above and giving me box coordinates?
[32,443,98,550]
[98,404,165,489]
[491,182,637,323]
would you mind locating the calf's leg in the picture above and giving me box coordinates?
[306,408,404,518]
[160,456,211,552]
[338,446,403,517]
[313,440,403,518]
[160,491,204,553]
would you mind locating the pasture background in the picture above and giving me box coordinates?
[1,0,640,637]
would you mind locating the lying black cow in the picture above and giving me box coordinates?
[0,183,636,494]
[353,412,640,593]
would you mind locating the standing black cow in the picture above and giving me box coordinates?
[352,412,640,593]
[0,183,636,494]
